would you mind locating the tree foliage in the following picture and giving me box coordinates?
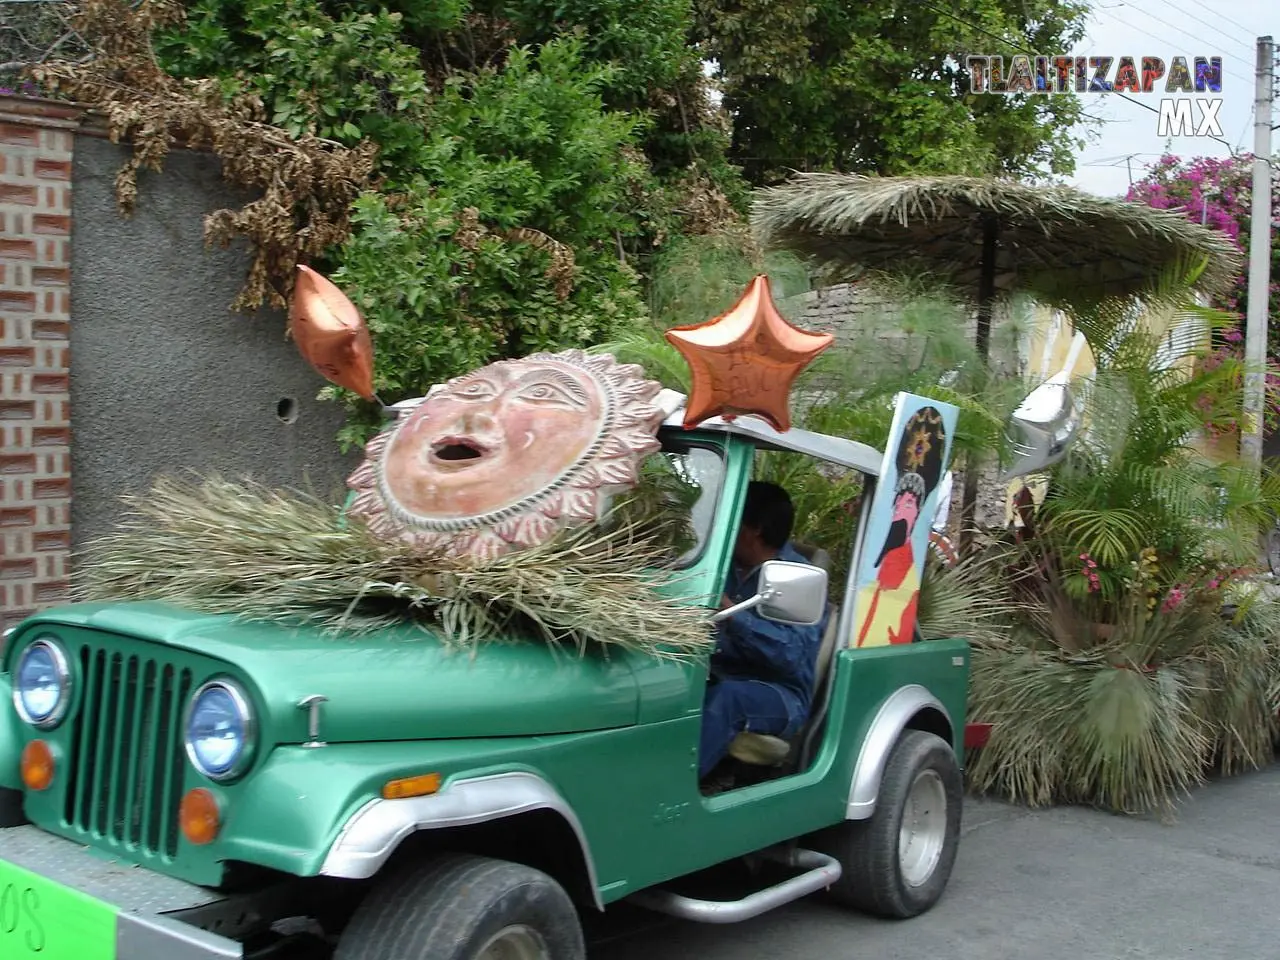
[19,0,1094,451]
[326,37,659,448]
[694,0,1093,184]
[28,0,743,450]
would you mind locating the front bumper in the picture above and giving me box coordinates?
[0,824,242,959]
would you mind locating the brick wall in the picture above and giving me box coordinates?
[0,99,79,630]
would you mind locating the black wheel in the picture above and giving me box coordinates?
[811,729,962,919]
[334,853,585,960]
[0,787,27,827]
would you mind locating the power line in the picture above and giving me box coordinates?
[1207,7,1265,41]
[1078,152,1168,168]
[1098,5,1253,89]
[1235,102,1256,152]
[1157,0,1257,58]
[1080,151,1167,164]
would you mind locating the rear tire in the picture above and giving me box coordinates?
[334,853,585,960]
[812,729,962,918]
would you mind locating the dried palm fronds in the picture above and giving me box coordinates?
[967,643,1211,818]
[1205,596,1280,771]
[752,173,1243,310]
[967,583,1280,817]
[76,474,715,661]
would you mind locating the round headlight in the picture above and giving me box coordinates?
[14,638,71,728]
[185,680,254,781]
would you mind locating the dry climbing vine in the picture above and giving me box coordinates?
[28,0,377,312]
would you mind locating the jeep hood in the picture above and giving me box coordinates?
[13,602,646,742]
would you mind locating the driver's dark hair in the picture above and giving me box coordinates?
[742,480,794,549]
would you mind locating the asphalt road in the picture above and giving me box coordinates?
[584,763,1280,960]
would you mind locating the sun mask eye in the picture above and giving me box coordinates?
[453,379,498,401]
[510,366,591,407]
[517,381,582,406]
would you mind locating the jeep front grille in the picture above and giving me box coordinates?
[62,647,194,859]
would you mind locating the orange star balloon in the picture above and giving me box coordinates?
[665,274,834,432]
[289,265,376,401]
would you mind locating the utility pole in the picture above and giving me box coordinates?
[1242,36,1274,471]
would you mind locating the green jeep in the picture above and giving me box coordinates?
[0,365,1073,959]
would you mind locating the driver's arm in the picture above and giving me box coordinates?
[714,605,810,677]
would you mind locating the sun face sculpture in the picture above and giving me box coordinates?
[346,349,667,560]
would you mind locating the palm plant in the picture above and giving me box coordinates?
[917,549,1018,648]
[1030,295,1278,609]
[966,287,1280,815]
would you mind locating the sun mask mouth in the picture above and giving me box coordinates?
[429,436,490,463]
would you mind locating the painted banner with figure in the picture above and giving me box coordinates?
[851,393,959,648]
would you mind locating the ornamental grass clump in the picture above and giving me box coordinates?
[967,551,1280,816]
[916,549,1018,648]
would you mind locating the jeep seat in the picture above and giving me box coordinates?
[727,542,840,767]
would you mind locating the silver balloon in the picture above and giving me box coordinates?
[1002,371,1082,481]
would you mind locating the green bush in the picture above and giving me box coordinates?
[967,580,1280,815]
[324,38,657,449]
[136,0,741,447]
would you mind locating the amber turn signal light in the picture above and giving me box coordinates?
[382,772,441,800]
[179,788,221,845]
[20,740,54,791]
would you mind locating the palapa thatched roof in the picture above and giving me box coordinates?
[751,173,1244,310]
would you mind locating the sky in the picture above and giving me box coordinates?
[1061,0,1275,197]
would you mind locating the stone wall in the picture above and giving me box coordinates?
[784,282,1022,531]
[0,98,78,630]
[782,281,1023,376]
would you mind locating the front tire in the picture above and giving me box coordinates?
[334,853,585,960]
[812,729,962,919]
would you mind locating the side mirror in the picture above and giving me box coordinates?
[1002,371,1081,481]
[713,560,828,626]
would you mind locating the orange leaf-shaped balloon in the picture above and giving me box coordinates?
[289,265,376,401]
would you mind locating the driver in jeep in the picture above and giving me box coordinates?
[699,481,830,784]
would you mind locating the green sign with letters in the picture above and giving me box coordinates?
[0,858,116,960]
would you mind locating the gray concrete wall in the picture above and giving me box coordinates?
[69,136,358,561]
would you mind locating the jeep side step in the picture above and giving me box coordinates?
[626,849,841,924]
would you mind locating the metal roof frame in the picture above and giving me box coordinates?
[661,409,883,476]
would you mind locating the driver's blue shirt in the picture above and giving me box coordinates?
[710,541,829,718]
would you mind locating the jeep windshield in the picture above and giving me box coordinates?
[655,436,725,568]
